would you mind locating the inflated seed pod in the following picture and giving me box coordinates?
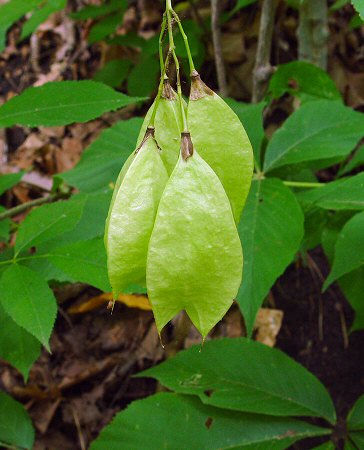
[105,129,168,299]
[146,133,243,338]
[137,79,183,175]
[188,71,254,223]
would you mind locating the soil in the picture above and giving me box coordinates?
[274,249,364,449]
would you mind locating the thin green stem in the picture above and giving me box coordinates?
[283,181,325,188]
[149,50,172,128]
[166,4,188,131]
[159,13,167,74]
[170,9,196,75]
[0,192,67,221]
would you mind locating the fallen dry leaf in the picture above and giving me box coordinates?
[254,308,284,347]
[68,293,152,314]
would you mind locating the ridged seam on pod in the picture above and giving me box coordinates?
[188,70,254,223]
[146,132,243,339]
[105,128,168,299]
[137,78,184,175]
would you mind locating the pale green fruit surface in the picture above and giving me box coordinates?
[137,87,183,175]
[146,151,243,338]
[104,151,135,248]
[188,78,254,223]
[105,136,168,298]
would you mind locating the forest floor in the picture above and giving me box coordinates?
[0,1,363,449]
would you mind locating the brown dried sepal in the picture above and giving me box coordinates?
[181,132,194,161]
[162,78,176,100]
[190,70,214,100]
[135,126,155,154]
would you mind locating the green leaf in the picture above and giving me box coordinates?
[0,0,42,51]
[346,397,364,450]
[301,206,329,252]
[349,12,364,29]
[22,255,75,283]
[107,32,146,48]
[90,393,330,450]
[237,178,304,335]
[0,391,35,450]
[0,81,142,128]
[321,216,364,331]
[0,171,24,195]
[225,99,266,167]
[127,57,160,97]
[46,238,110,291]
[0,303,41,380]
[352,0,364,20]
[140,338,336,423]
[348,394,364,431]
[263,100,364,172]
[19,191,112,284]
[311,443,335,450]
[339,268,364,331]
[324,211,364,289]
[331,0,350,11]
[15,198,85,255]
[20,0,67,40]
[0,264,57,349]
[40,191,112,247]
[345,439,360,450]
[349,432,364,448]
[268,61,341,101]
[88,11,124,44]
[229,0,257,16]
[93,59,131,88]
[61,118,143,192]
[70,0,123,20]
[298,173,364,211]
[339,144,364,176]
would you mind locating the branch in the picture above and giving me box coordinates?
[252,0,277,103]
[211,0,228,97]
[0,192,68,221]
[298,0,328,70]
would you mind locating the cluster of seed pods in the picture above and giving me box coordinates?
[105,65,253,339]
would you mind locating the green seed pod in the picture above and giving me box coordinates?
[105,130,168,299]
[137,79,183,175]
[147,133,243,338]
[188,71,254,223]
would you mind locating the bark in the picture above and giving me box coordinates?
[298,0,329,70]
[252,0,277,103]
[211,0,228,97]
